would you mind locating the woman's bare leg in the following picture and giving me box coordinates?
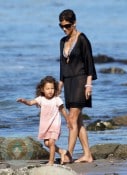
[75,114,93,162]
[68,108,81,156]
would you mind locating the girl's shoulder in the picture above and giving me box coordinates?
[35,95,44,101]
[53,96,61,100]
[54,96,63,104]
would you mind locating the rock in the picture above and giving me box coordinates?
[116,59,127,64]
[90,144,127,160]
[86,120,118,131]
[0,168,14,175]
[90,144,119,159]
[0,165,77,175]
[0,162,10,169]
[29,165,77,175]
[120,83,127,86]
[82,113,91,120]
[86,115,127,131]
[114,144,127,159]
[0,137,49,160]
[0,137,5,160]
[112,116,127,126]
[99,67,126,74]
[0,124,11,129]
[94,54,115,63]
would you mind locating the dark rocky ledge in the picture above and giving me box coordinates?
[86,115,127,131]
[94,54,127,64]
[99,67,126,74]
[91,143,127,160]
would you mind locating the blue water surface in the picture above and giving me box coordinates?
[0,0,127,155]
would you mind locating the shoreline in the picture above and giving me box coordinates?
[0,159,127,175]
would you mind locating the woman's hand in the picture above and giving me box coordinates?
[58,81,63,95]
[85,76,92,99]
[85,86,92,100]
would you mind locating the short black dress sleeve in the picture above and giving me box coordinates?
[80,33,97,80]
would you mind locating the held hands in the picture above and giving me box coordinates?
[66,118,73,129]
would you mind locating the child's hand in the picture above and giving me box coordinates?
[66,119,73,129]
[16,98,25,103]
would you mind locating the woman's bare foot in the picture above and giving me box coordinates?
[46,161,54,165]
[74,155,93,163]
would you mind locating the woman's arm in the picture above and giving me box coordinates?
[81,33,97,80]
[85,75,92,100]
[58,81,64,94]
[59,104,73,129]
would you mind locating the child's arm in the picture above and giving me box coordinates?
[59,104,73,129]
[17,98,38,106]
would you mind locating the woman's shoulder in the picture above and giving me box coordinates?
[79,32,89,41]
[78,32,91,46]
[60,36,67,42]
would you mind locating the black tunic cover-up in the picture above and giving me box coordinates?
[60,33,97,109]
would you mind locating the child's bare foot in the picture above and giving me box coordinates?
[62,150,73,164]
[60,149,67,165]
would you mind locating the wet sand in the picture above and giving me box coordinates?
[0,159,127,175]
[68,159,127,175]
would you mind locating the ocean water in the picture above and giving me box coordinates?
[0,0,127,156]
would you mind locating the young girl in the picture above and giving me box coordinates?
[17,76,71,165]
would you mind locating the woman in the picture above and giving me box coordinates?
[58,9,97,163]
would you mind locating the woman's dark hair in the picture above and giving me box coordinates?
[59,9,76,24]
[36,76,58,97]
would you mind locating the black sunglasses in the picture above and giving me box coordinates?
[59,23,72,29]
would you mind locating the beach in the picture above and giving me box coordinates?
[0,159,127,175]
[0,0,127,152]
[0,0,127,174]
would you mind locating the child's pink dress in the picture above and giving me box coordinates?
[35,96,63,140]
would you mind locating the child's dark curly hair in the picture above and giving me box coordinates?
[35,76,59,97]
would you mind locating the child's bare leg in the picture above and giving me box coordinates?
[44,139,55,165]
[44,139,67,165]
[55,145,67,164]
